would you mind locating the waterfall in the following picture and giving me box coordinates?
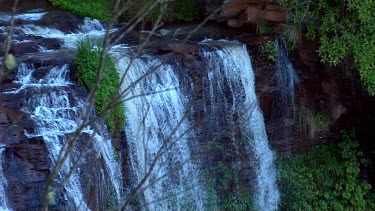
[19,64,89,210]
[1,16,123,209]
[115,40,279,210]
[116,53,206,210]
[275,39,299,118]
[12,63,122,210]
[270,39,299,151]
[0,145,11,211]
[17,15,109,48]
[200,40,280,211]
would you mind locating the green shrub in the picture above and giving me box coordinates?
[277,0,375,95]
[120,0,198,23]
[277,130,375,210]
[204,162,255,211]
[175,0,199,22]
[48,0,115,21]
[75,38,125,134]
[260,40,277,62]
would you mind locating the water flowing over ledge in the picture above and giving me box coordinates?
[0,10,280,210]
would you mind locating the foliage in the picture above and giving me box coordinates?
[257,22,274,34]
[277,130,375,210]
[260,40,277,62]
[75,38,125,134]
[276,0,375,95]
[204,162,255,211]
[121,0,198,23]
[298,108,331,140]
[175,0,199,22]
[48,0,115,21]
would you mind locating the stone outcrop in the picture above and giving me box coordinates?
[218,0,286,28]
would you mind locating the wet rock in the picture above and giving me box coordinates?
[38,11,84,33]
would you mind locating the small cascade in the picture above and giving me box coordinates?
[15,15,109,48]
[270,39,299,151]
[90,129,123,202]
[11,63,123,209]
[200,40,280,211]
[0,145,11,211]
[19,64,89,210]
[116,54,206,210]
[0,13,123,209]
[275,39,299,118]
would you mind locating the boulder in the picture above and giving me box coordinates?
[38,11,84,33]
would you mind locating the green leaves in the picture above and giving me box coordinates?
[278,0,375,95]
[260,40,277,62]
[49,0,115,21]
[277,130,375,210]
[176,0,199,22]
[75,39,125,134]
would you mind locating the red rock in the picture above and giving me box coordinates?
[219,0,248,18]
[260,5,286,22]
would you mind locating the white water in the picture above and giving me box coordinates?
[90,130,123,202]
[1,17,123,210]
[0,12,47,22]
[17,17,110,48]
[13,63,122,209]
[201,41,280,211]
[0,145,11,211]
[271,39,299,151]
[275,39,299,116]
[19,64,89,210]
[19,65,122,210]
[116,53,206,210]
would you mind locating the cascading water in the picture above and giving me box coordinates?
[116,53,207,210]
[270,39,299,151]
[275,39,299,112]
[18,64,89,210]
[1,13,122,210]
[0,145,11,211]
[2,10,281,210]
[12,63,122,210]
[114,39,279,210]
[200,40,280,211]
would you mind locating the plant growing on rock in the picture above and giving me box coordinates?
[260,40,277,62]
[75,38,125,134]
[277,0,375,95]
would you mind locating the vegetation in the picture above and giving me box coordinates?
[175,0,199,22]
[298,108,331,140]
[75,39,125,133]
[49,0,199,23]
[49,0,115,21]
[277,130,375,210]
[204,161,254,210]
[276,0,375,95]
[259,40,277,62]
